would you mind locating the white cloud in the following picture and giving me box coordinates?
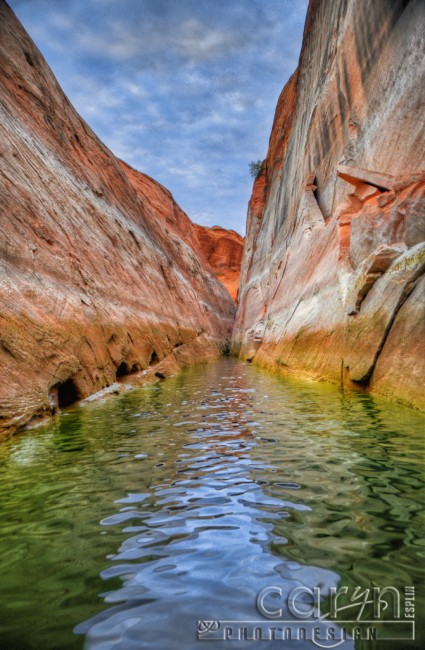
[8,0,308,234]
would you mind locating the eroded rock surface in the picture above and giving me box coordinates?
[120,164,244,301]
[194,225,244,302]
[0,1,235,436]
[233,0,425,409]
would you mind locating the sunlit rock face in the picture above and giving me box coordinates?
[120,168,245,303]
[233,0,425,409]
[120,161,203,254]
[0,1,235,436]
[194,225,244,302]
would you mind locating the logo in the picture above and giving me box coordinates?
[197,585,415,646]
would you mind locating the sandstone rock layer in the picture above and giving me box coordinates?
[0,1,235,436]
[194,225,244,302]
[233,0,425,410]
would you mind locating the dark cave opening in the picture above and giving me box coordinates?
[116,361,130,378]
[149,350,159,366]
[57,378,79,408]
[116,361,141,378]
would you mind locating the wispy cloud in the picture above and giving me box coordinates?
[9,0,308,234]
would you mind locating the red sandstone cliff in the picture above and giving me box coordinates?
[120,161,202,253]
[194,225,244,302]
[233,0,425,410]
[0,0,235,437]
[121,164,244,302]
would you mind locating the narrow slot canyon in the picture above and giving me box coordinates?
[0,1,423,649]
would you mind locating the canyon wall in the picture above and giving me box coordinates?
[0,0,235,436]
[119,171,245,303]
[233,0,425,409]
[194,225,244,302]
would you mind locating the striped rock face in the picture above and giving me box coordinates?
[0,1,236,436]
[233,0,425,410]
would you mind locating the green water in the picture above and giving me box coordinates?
[0,358,423,649]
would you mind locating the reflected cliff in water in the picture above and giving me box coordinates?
[0,359,423,649]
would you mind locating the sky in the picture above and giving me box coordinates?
[9,0,308,235]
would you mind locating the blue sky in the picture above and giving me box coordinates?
[9,0,308,235]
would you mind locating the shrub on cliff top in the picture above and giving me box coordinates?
[249,159,264,179]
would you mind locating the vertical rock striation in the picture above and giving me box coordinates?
[0,1,235,436]
[233,0,425,409]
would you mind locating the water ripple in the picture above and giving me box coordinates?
[0,359,424,649]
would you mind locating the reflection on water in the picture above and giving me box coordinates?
[0,359,423,649]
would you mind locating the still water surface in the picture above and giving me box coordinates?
[0,359,423,649]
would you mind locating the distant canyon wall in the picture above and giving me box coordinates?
[116,172,245,303]
[0,0,235,436]
[121,167,245,303]
[194,225,244,302]
[233,0,425,409]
